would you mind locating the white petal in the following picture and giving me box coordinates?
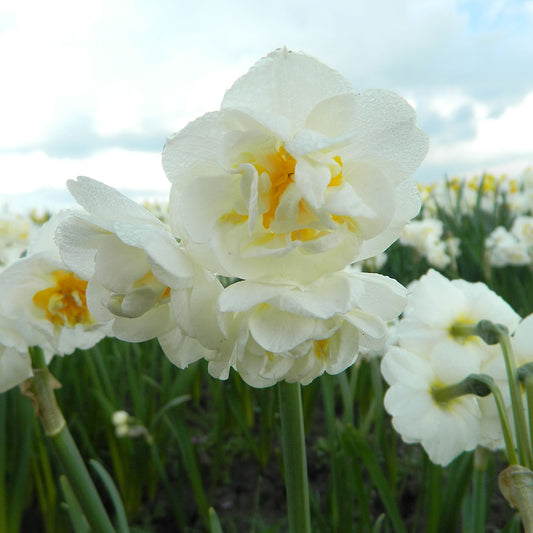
[349,272,407,320]
[218,277,354,318]
[429,340,481,384]
[67,177,166,229]
[513,314,533,365]
[381,346,434,387]
[331,89,429,182]
[56,214,102,279]
[221,49,354,130]
[162,111,226,185]
[0,347,32,393]
[293,157,332,209]
[94,239,150,293]
[158,328,208,369]
[179,175,236,243]
[112,304,174,342]
[248,306,318,353]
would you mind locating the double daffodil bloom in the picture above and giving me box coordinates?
[56,177,195,343]
[208,271,406,388]
[0,251,109,358]
[163,49,428,284]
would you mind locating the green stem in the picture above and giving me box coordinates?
[498,328,532,468]
[50,428,116,533]
[27,347,116,533]
[474,374,519,465]
[526,375,533,466]
[277,381,311,533]
[471,447,490,533]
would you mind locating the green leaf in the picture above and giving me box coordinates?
[59,475,90,533]
[90,459,130,533]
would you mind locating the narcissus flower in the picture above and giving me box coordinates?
[56,177,195,343]
[0,252,109,357]
[396,269,521,365]
[382,269,524,463]
[163,48,428,284]
[381,345,482,465]
[208,271,406,387]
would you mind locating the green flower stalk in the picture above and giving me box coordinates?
[277,381,311,533]
[477,321,532,468]
[24,346,116,533]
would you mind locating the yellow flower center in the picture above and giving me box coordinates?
[256,145,297,230]
[221,145,354,244]
[313,338,330,361]
[33,270,92,327]
[449,316,477,343]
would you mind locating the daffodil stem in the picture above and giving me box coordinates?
[472,447,490,533]
[277,381,311,533]
[526,375,533,464]
[27,347,116,533]
[473,373,519,465]
[497,327,533,468]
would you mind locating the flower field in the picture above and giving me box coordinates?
[3,49,533,533]
[1,169,532,532]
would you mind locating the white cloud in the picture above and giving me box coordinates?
[427,90,533,166]
[0,148,169,195]
[0,0,532,195]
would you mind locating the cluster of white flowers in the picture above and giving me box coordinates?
[399,218,460,269]
[0,209,37,267]
[0,49,428,392]
[382,269,533,465]
[485,217,533,267]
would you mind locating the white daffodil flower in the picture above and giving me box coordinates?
[209,271,406,388]
[485,226,531,268]
[0,211,35,267]
[382,345,482,466]
[383,269,524,462]
[56,177,195,343]
[0,252,109,358]
[396,269,521,365]
[511,216,533,246]
[0,213,111,358]
[400,218,458,269]
[162,48,428,284]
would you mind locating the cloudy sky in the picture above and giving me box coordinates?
[1,0,533,207]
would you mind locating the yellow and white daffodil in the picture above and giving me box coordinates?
[0,251,109,358]
[382,269,524,464]
[206,270,406,387]
[382,344,482,465]
[162,49,428,284]
[56,177,195,343]
[396,269,521,364]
